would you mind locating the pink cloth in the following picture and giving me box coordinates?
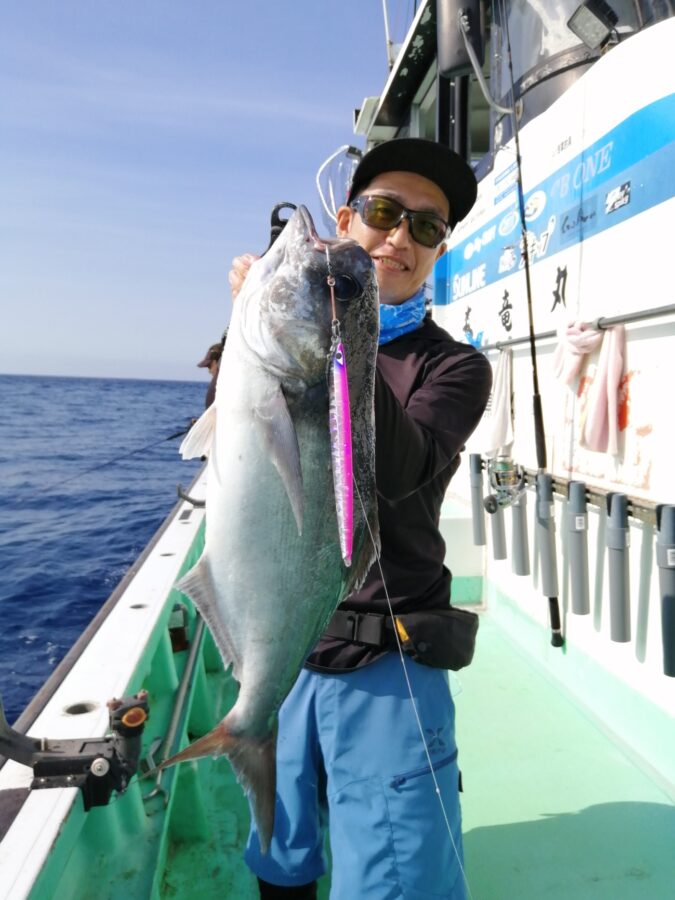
[582,324,625,455]
[552,322,603,385]
[553,321,625,455]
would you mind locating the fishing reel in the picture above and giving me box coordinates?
[483,456,526,513]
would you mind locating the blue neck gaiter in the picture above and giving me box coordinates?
[378,289,427,345]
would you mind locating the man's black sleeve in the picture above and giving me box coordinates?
[374,350,492,502]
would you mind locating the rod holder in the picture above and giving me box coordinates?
[606,493,631,643]
[567,481,590,615]
[469,454,486,545]
[656,505,675,677]
[488,503,507,560]
[535,474,559,599]
[511,491,530,576]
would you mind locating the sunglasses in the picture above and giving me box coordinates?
[350,195,450,248]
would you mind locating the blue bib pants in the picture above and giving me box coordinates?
[245,652,467,899]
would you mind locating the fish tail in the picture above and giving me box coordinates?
[227,729,277,854]
[160,718,277,854]
[160,721,232,767]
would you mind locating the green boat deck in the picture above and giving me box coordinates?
[28,611,674,899]
[456,616,674,899]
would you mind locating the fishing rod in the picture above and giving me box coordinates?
[459,2,562,646]
[499,1,564,648]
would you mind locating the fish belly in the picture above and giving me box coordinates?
[202,400,345,735]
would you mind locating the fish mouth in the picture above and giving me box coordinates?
[298,205,327,251]
[296,206,363,301]
[297,205,343,253]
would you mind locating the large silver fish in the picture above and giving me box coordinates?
[163,206,380,851]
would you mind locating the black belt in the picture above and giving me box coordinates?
[323,609,395,648]
[323,605,480,671]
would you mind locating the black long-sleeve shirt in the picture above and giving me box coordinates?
[306,315,492,672]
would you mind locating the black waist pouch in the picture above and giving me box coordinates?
[394,606,479,671]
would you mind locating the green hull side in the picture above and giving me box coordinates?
[25,530,674,899]
[27,525,256,899]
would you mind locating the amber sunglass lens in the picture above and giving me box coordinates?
[410,217,446,248]
[363,196,401,229]
[357,196,446,248]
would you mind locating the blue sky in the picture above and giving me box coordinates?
[1,1,414,382]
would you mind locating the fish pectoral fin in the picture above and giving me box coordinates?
[254,386,304,534]
[179,405,217,459]
[175,556,241,677]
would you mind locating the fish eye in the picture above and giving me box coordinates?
[332,274,361,301]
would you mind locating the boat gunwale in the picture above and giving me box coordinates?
[0,463,205,762]
[0,464,206,863]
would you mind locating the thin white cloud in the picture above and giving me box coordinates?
[0,34,348,138]
[2,74,347,133]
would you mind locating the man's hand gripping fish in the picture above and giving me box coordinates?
[161,206,380,852]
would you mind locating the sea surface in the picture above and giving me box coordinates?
[0,373,205,724]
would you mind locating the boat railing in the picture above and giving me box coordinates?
[477,302,675,354]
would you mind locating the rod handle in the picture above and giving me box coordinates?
[532,393,547,471]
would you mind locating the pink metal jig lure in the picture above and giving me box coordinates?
[326,257,354,566]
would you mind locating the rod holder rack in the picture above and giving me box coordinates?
[519,468,659,528]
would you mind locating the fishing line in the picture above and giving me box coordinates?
[21,425,192,499]
[1,424,193,544]
[353,479,475,900]
[325,238,471,893]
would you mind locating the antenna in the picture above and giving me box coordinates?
[381,0,397,68]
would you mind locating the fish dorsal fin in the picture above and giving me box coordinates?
[254,384,304,534]
[179,405,217,459]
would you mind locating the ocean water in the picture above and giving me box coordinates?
[0,373,205,724]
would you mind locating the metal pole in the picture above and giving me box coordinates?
[479,303,675,354]
[519,467,658,528]
[382,0,396,68]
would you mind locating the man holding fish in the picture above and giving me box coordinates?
[224,138,492,899]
